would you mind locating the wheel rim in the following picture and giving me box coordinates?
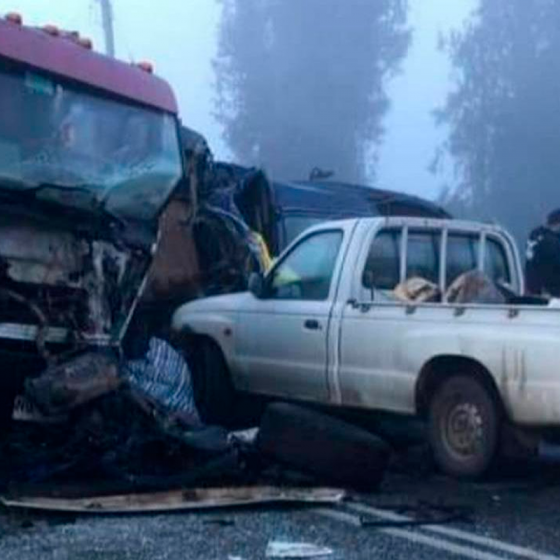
[442,401,484,460]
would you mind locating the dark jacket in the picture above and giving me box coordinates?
[525,226,560,296]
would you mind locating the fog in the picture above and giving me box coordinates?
[4,1,469,192]
[5,0,560,241]
[377,0,475,199]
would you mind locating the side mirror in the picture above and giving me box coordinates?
[248,272,265,299]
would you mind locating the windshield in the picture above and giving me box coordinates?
[0,61,182,221]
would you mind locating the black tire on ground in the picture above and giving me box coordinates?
[428,375,501,479]
[189,339,236,427]
[257,402,391,491]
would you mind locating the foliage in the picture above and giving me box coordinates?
[215,0,409,183]
[436,0,560,243]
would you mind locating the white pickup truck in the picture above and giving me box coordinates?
[173,217,560,478]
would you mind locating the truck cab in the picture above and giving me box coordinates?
[0,14,185,417]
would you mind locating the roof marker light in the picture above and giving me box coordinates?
[5,12,23,25]
[137,61,154,73]
[78,37,93,49]
[43,24,60,36]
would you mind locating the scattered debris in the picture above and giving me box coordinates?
[2,341,365,517]
[265,541,333,558]
[228,428,259,446]
[359,502,474,528]
[1,486,345,514]
[25,352,121,418]
[124,337,201,427]
[2,380,233,492]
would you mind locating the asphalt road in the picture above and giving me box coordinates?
[1,461,560,560]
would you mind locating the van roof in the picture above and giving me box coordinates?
[274,180,450,220]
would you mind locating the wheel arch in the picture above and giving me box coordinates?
[415,355,505,419]
[172,321,231,363]
[175,330,228,365]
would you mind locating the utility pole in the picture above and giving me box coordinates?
[97,0,115,57]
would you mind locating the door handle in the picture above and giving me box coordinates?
[304,319,322,331]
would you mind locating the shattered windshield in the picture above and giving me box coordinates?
[0,61,182,221]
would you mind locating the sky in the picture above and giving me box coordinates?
[2,0,475,201]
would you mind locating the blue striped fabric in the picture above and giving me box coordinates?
[124,338,201,426]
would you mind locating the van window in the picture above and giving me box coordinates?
[485,238,511,284]
[363,229,401,290]
[407,231,441,285]
[284,216,323,245]
[446,234,479,286]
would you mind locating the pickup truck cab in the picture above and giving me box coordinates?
[173,217,560,478]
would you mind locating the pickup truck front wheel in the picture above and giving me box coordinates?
[428,375,500,479]
[190,339,236,427]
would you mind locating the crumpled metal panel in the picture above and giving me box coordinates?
[0,217,84,287]
[25,352,121,416]
[0,210,150,349]
[1,486,345,514]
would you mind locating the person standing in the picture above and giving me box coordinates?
[525,209,560,297]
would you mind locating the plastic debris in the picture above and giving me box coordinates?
[265,541,333,558]
[228,427,259,446]
[124,338,200,426]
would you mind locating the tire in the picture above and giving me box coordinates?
[189,339,236,427]
[257,402,391,491]
[428,375,501,479]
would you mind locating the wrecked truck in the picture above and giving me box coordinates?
[0,16,185,423]
[174,216,560,479]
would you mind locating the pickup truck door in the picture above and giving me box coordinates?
[338,226,443,413]
[235,227,349,402]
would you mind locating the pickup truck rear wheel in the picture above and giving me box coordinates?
[428,375,500,479]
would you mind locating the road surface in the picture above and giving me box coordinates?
[1,461,559,559]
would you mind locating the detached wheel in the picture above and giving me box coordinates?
[428,375,500,479]
[190,339,236,426]
[258,403,390,491]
